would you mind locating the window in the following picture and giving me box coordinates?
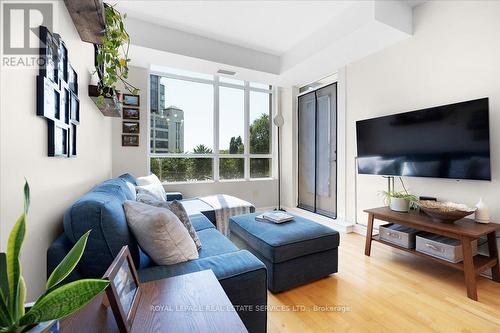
[149,71,273,182]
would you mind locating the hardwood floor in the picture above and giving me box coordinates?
[267,233,500,333]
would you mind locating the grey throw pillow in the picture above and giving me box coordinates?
[123,201,199,265]
[136,194,202,249]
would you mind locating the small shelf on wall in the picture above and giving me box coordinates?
[64,0,105,44]
[88,85,123,117]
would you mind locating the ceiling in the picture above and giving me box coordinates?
[116,0,363,55]
[118,0,424,86]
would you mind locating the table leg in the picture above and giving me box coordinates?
[487,231,500,282]
[365,213,374,256]
[461,236,478,301]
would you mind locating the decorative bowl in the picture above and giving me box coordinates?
[416,200,476,224]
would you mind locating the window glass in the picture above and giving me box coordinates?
[150,157,213,182]
[250,91,271,154]
[150,77,213,154]
[250,158,271,178]
[219,158,244,180]
[149,70,273,183]
[219,86,244,154]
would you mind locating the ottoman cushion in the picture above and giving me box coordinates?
[229,212,340,263]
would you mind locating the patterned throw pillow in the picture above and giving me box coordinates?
[123,201,199,265]
[136,194,202,250]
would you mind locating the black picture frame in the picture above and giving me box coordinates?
[37,26,79,158]
[122,121,139,134]
[122,135,139,147]
[48,120,68,157]
[103,246,142,333]
[70,92,80,124]
[55,34,68,83]
[123,94,140,107]
[68,64,78,94]
[39,26,59,84]
[69,124,77,157]
[122,108,140,120]
[60,83,70,125]
[37,76,60,120]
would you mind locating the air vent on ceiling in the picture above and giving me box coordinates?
[217,69,236,76]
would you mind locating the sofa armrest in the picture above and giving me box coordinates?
[166,192,183,201]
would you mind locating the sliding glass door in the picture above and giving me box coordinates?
[298,83,337,218]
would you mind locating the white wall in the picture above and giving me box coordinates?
[112,66,149,177]
[111,67,278,209]
[279,86,298,209]
[0,2,113,300]
[345,0,500,226]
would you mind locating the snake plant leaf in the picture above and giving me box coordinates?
[0,291,12,328]
[46,230,91,290]
[17,276,26,318]
[0,253,8,302]
[19,279,109,326]
[23,181,30,214]
[6,213,26,319]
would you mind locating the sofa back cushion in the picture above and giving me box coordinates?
[63,174,140,278]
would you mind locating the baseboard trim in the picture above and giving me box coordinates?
[281,206,354,233]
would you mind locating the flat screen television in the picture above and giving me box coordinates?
[356,98,490,180]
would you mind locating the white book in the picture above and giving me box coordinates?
[256,212,294,224]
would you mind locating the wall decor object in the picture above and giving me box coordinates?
[103,246,142,333]
[123,107,139,120]
[475,198,490,223]
[122,121,139,134]
[123,94,140,107]
[122,135,139,147]
[37,25,80,157]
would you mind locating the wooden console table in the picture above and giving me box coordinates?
[364,207,500,301]
[60,270,248,333]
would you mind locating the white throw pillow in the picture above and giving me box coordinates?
[123,201,199,265]
[136,183,166,202]
[136,174,163,186]
[136,174,166,201]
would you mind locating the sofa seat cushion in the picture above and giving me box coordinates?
[138,250,264,283]
[229,212,340,263]
[190,214,215,232]
[197,228,239,259]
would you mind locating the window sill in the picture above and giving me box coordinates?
[162,178,275,186]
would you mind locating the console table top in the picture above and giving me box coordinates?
[364,207,500,238]
[61,270,248,333]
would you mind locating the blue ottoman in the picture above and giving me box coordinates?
[229,212,340,293]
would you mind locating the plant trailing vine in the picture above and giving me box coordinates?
[95,3,139,107]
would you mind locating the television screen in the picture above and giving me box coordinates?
[356,98,490,180]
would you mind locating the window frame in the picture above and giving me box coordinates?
[148,70,275,184]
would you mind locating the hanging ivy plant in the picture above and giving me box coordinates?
[95,3,139,107]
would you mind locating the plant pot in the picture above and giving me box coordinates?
[22,321,58,333]
[390,197,410,213]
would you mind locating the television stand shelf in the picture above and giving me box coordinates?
[364,207,500,301]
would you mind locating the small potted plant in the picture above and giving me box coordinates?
[90,3,139,115]
[0,182,109,333]
[381,191,418,213]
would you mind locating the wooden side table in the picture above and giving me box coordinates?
[61,270,248,333]
[364,207,500,301]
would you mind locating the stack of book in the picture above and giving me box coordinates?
[255,212,294,224]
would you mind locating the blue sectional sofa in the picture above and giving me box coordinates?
[47,174,267,333]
